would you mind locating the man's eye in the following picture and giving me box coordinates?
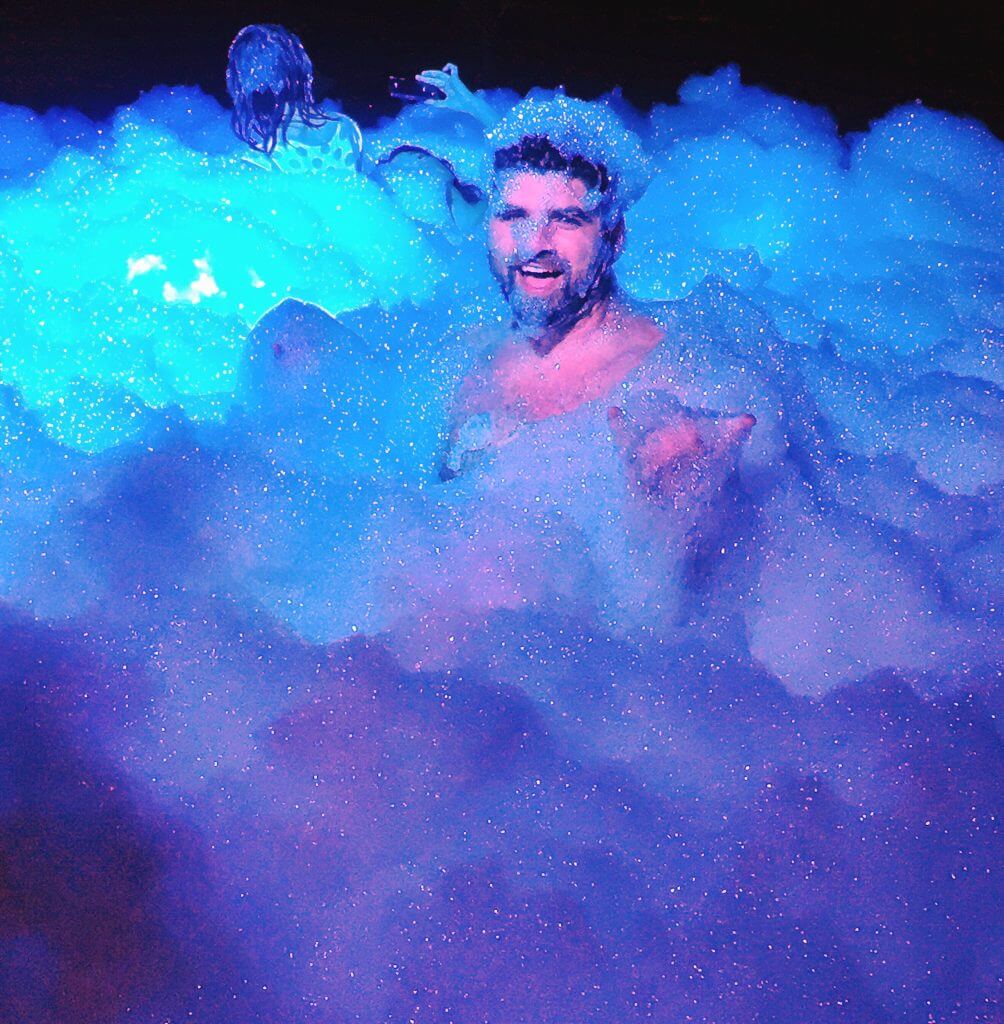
[553,212,586,226]
[495,209,524,222]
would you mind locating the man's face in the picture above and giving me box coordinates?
[488,169,614,330]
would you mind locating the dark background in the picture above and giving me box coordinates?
[1,0,1001,135]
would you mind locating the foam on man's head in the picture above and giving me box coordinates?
[486,94,650,227]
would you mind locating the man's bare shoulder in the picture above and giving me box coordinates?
[608,295,662,331]
[613,298,685,384]
[451,323,516,412]
[617,294,677,322]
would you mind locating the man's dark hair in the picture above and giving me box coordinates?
[493,135,611,195]
[492,135,624,229]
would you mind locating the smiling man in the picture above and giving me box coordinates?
[441,97,691,481]
[487,134,627,349]
[426,95,775,641]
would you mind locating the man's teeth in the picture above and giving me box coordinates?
[519,267,560,278]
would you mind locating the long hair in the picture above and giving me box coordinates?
[226,24,329,154]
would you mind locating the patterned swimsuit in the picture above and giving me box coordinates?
[243,114,363,174]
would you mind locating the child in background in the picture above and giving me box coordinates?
[226,24,363,174]
[226,26,490,238]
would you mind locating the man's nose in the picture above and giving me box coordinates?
[513,216,553,255]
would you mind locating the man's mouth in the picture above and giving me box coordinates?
[517,264,562,280]
[513,263,564,295]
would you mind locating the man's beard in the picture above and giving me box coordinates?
[493,249,614,341]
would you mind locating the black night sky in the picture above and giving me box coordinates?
[0,0,1001,134]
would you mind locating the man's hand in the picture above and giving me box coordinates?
[608,392,756,512]
[416,64,495,128]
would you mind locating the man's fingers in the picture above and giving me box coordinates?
[636,420,704,480]
[725,412,756,439]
